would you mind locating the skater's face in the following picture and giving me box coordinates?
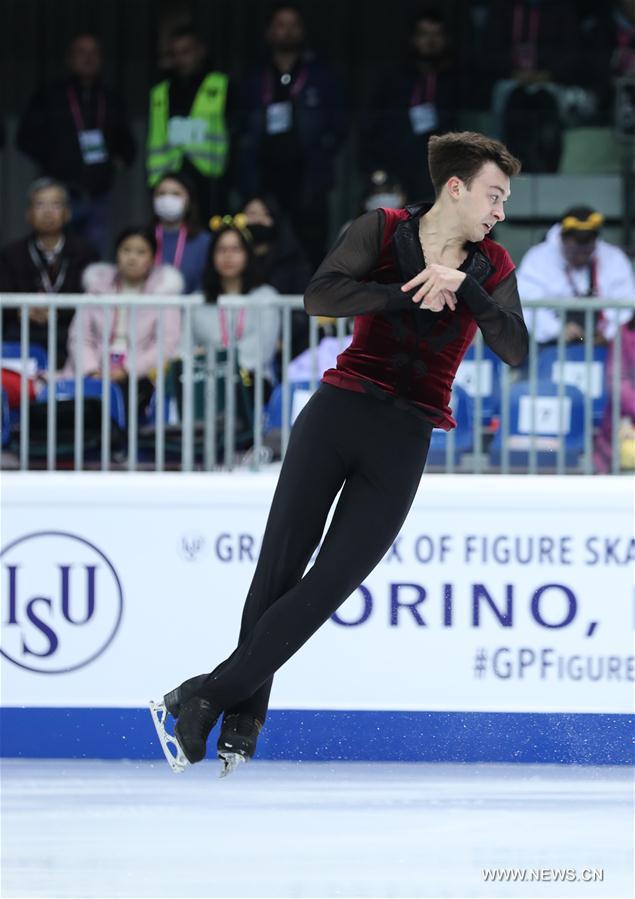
[27,187,70,235]
[449,162,510,242]
[213,230,248,281]
[117,235,154,284]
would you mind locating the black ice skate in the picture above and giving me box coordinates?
[217,713,263,778]
[174,697,219,764]
[149,691,218,773]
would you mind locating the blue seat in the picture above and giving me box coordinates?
[489,379,585,468]
[537,344,608,426]
[1,388,10,447]
[453,343,502,425]
[264,380,315,432]
[2,341,48,371]
[427,383,474,466]
[37,378,127,430]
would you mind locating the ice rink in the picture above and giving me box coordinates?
[1,759,632,899]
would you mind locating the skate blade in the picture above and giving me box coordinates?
[149,699,190,774]
[218,751,246,778]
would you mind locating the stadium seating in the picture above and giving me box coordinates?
[537,343,608,425]
[489,379,585,468]
[426,383,474,467]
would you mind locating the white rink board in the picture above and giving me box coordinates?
[1,473,633,714]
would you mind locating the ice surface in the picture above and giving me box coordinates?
[1,759,632,898]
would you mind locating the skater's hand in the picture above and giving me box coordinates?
[402,264,465,311]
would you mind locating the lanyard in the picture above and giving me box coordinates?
[155,225,188,269]
[410,72,438,107]
[262,64,309,105]
[512,2,540,47]
[565,260,598,298]
[67,84,106,132]
[219,308,246,347]
[28,241,68,294]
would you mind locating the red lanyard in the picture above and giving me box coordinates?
[154,225,187,269]
[615,25,635,72]
[262,65,309,105]
[565,260,599,298]
[219,309,246,347]
[67,85,105,132]
[410,73,437,107]
[512,2,540,46]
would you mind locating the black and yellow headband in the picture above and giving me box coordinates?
[209,213,252,241]
[561,211,604,233]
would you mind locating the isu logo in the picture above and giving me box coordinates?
[0,531,124,674]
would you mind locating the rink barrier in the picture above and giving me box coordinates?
[0,708,632,765]
[1,292,632,474]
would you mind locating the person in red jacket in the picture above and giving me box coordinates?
[150,131,528,776]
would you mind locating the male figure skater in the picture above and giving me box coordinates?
[150,131,528,775]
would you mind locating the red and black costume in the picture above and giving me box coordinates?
[189,205,528,726]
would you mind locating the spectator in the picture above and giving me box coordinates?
[0,178,98,367]
[594,314,635,473]
[193,220,280,396]
[146,26,231,221]
[337,170,408,237]
[466,0,582,172]
[16,33,136,255]
[361,9,458,202]
[63,226,183,418]
[242,194,312,371]
[237,3,347,269]
[152,171,211,293]
[241,195,311,295]
[518,206,635,345]
[579,0,635,123]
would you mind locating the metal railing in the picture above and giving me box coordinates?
[0,292,632,475]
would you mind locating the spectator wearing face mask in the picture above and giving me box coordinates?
[241,195,311,295]
[242,194,313,370]
[151,171,211,293]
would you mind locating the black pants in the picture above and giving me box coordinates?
[196,383,433,722]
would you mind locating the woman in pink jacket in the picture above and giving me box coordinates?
[64,226,183,416]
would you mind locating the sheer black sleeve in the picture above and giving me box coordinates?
[456,270,529,366]
[304,210,416,316]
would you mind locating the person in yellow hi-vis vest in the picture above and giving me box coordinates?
[147,26,232,220]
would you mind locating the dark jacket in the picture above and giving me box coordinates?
[238,53,347,200]
[16,76,136,197]
[0,231,99,365]
[361,61,458,203]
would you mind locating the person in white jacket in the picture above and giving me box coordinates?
[517,206,634,345]
[191,218,280,392]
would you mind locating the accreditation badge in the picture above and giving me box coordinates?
[266,101,293,135]
[78,129,108,165]
[408,103,438,136]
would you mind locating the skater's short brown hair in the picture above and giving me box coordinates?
[428,132,521,196]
